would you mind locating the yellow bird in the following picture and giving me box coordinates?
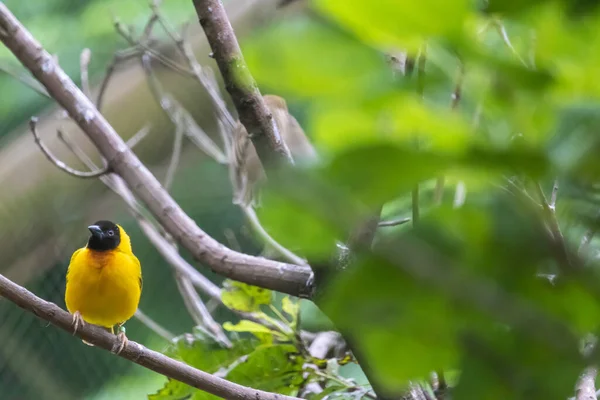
[65,221,142,354]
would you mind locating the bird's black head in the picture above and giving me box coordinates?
[87,220,120,251]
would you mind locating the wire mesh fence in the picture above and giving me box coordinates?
[0,263,134,400]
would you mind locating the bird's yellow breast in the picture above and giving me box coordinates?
[65,228,142,328]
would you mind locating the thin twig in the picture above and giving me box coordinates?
[141,11,160,44]
[453,181,467,208]
[378,217,411,228]
[96,52,128,111]
[29,117,109,178]
[493,19,528,67]
[529,29,537,69]
[413,45,426,218]
[241,206,307,266]
[450,61,464,111]
[79,48,92,99]
[164,123,184,191]
[113,19,194,77]
[416,45,427,99]
[534,182,574,271]
[435,60,464,206]
[141,54,227,164]
[550,179,559,210]
[134,309,175,342]
[0,62,49,97]
[412,184,420,225]
[580,230,596,256]
[126,124,151,149]
[0,273,300,400]
[96,47,146,110]
[174,273,232,346]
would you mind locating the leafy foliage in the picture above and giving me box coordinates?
[151,283,367,399]
[237,0,600,398]
[221,279,272,313]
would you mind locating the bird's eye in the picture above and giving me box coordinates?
[107,230,114,237]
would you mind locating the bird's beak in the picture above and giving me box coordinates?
[88,225,104,239]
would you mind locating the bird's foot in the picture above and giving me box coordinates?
[111,325,128,355]
[72,311,94,346]
[71,311,85,335]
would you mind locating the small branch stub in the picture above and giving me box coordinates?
[29,117,109,178]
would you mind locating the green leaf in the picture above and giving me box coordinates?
[324,143,449,206]
[226,344,305,395]
[223,320,285,343]
[306,385,347,400]
[321,256,461,393]
[258,169,361,257]
[532,5,600,100]
[191,392,220,400]
[177,337,254,373]
[323,142,548,206]
[453,329,583,400]
[148,378,198,400]
[281,296,300,329]
[243,17,393,99]
[151,335,255,400]
[221,280,272,313]
[313,0,471,53]
[257,190,340,257]
[309,93,471,156]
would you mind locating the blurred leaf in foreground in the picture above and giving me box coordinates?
[243,17,394,100]
[313,0,472,53]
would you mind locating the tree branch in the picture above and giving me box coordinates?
[0,3,313,298]
[0,273,300,400]
[29,117,109,178]
[191,0,293,168]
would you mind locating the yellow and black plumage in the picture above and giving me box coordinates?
[65,220,142,354]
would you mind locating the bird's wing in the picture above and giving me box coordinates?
[65,247,84,282]
[133,254,143,292]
